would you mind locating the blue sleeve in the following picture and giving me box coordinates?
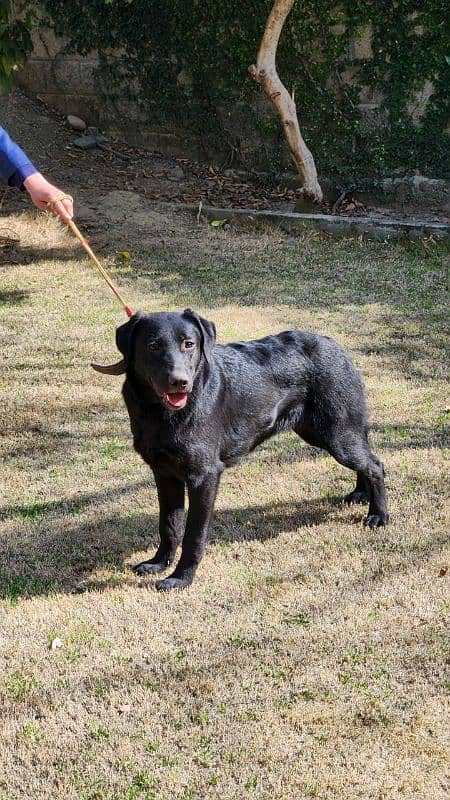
[0,126,38,189]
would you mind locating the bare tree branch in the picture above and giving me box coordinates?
[249,0,323,203]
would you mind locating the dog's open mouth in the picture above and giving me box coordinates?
[162,391,189,410]
[150,379,189,410]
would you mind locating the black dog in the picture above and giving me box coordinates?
[92,309,388,591]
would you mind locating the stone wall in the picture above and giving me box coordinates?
[15,18,444,175]
[22,24,386,124]
[17,26,101,122]
[17,21,385,165]
[17,25,205,160]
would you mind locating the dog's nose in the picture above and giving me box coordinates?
[168,375,189,391]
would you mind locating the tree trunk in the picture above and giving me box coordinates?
[249,0,323,203]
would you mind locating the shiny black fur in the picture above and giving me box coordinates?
[111,309,388,591]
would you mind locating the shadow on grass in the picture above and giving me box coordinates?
[1,217,448,606]
[353,311,449,382]
[1,419,447,601]
[0,288,30,306]
[115,234,448,385]
[0,244,77,267]
[255,421,449,461]
[0,479,150,522]
[2,418,445,487]
[131,233,445,303]
[0,494,344,601]
[372,422,450,451]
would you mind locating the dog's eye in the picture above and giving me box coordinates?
[183,340,195,350]
[147,340,162,351]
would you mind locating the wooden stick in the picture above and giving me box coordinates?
[66,218,133,318]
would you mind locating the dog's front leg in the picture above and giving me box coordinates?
[156,472,220,591]
[133,475,185,576]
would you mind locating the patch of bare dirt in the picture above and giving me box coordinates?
[1,90,448,228]
[0,90,299,217]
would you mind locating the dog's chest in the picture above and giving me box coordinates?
[131,412,214,478]
[144,446,187,479]
[134,425,186,472]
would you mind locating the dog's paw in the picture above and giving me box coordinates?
[345,489,370,506]
[364,512,389,528]
[155,577,191,592]
[133,559,168,576]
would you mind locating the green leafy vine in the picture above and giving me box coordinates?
[41,0,449,183]
[0,1,34,89]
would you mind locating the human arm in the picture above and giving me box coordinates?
[0,125,36,188]
[0,126,73,221]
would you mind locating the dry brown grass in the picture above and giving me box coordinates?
[0,206,449,800]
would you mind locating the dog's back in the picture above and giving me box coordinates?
[212,329,367,435]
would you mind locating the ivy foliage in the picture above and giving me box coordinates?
[42,0,449,182]
[0,1,34,89]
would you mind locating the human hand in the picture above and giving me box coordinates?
[23,172,74,222]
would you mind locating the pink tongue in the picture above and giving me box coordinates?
[166,392,188,408]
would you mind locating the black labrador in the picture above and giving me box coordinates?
[92,309,388,591]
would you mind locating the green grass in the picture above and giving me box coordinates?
[0,208,448,799]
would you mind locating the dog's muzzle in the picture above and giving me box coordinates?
[150,378,190,410]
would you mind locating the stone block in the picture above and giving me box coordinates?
[407,80,435,126]
[331,23,346,35]
[357,103,387,130]
[18,59,52,93]
[102,98,141,123]
[340,67,359,86]
[358,86,384,105]
[349,25,373,60]
[330,5,346,36]
[52,59,81,91]
[34,93,68,114]
[31,27,66,59]
[78,62,100,94]
[374,176,450,211]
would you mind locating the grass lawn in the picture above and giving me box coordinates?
[0,207,448,800]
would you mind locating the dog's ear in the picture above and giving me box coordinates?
[183,308,216,363]
[91,312,144,376]
[116,311,144,366]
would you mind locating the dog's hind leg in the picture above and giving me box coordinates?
[344,471,370,506]
[133,475,185,576]
[326,433,388,528]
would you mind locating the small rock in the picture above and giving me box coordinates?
[73,134,108,150]
[73,135,98,150]
[67,115,86,132]
[50,637,63,651]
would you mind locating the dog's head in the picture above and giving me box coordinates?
[91,309,216,411]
